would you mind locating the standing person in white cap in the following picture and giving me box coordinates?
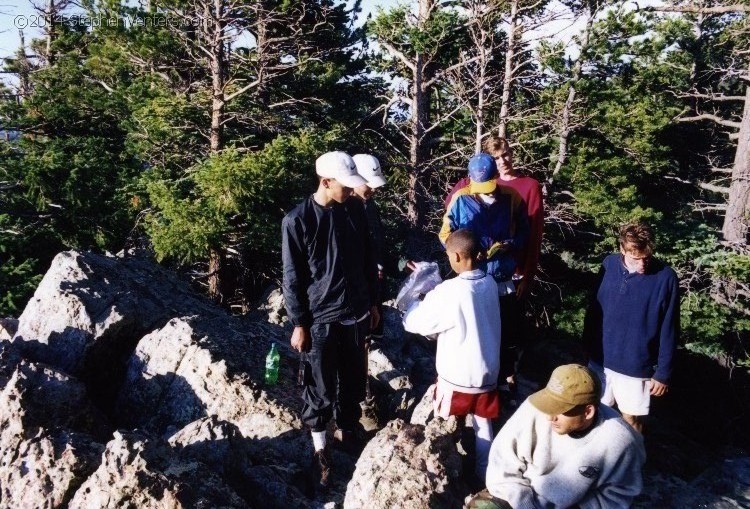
[466,364,645,509]
[352,154,387,341]
[281,150,380,490]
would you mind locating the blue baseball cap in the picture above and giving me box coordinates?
[468,153,498,194]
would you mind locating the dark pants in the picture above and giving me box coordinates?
[371,276,386,339]
[499,293,524,380]
[301,319,369,432]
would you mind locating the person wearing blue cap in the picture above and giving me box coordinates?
[439,153,529,383]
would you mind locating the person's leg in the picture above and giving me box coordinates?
[301,322,338,487]
[334,319,369,433]
[620,413,645,433]
[498,293,522,383]
[472,415,494,481]
[301,322,337,434]
[466,489,513,509]
[607,369,650,434]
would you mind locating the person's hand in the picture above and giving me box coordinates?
[290,326,311,353]
[650,379,668,397]
[370,305,380,329]
[405,260,418,272]
[515,278,531,300]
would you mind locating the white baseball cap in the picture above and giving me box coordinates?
[316,151,367,189]
[352,154,387,188]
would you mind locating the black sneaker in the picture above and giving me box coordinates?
[311,447,331,488]
[333,428,365,455]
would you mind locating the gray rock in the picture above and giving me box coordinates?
[0,356,110,443]
[0,429,104,509]
[344,418,465,509]
[116,315,302,439]
[259,286,287,325]
[67,430,248,508]
[0,318,18,341]
[409,383,436,426]
[169,417,311,508]
[12,251,219,409]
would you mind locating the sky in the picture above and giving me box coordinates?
[0,0,650,88]
[0,0,396,61]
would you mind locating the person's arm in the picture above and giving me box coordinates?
[444,176,470,208]
[282,214,313,336]
[485,403,537,508]
[576,434,645,509]
[582,262,606,362]
[366,200,385,271]
[402,284,453,338]
[652,270,680,386]
[506,193,530,252]
[438,194,460,246]
[521,181,544,280]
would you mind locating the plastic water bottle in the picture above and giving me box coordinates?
[265,343,280,385]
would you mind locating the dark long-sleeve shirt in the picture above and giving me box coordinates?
[583,254,679,383]
[363,199,384,269]
[282,195,378,328]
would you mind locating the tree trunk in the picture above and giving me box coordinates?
[208,248,225,304]
[208,0,226,301]
[208,0,225,154]
[406,0,434,234]
[552,8,596,179]
[46,0,55,64]
[722,84,750,246]
[498,0,519,139]
[475,45,487,153]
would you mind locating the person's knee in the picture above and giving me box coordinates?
[621,413,645,433]
[465,490,513,509]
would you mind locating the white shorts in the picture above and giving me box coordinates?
[589,363,651,416]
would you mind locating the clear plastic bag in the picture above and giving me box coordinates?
[395,262,443,312]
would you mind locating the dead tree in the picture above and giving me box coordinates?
[648,2,750,247]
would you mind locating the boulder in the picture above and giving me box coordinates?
[343,418,465,509]
[0,349,110,509]
[67,430,247,508]
[0,357,110,440]
[116,315,302,439]
[259,287,287,325]
[12,251,219,410]
[0,318,18,341]
[0,429,104,509]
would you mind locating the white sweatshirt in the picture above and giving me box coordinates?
[486,400,646,509]
[402,269,501,393]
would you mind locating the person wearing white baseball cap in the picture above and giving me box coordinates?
[282,150,380,491]
[352,154,388,341]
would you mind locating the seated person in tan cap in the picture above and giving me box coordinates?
[466,364,645,509]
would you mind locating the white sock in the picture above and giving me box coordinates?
[312,430,327,452]
[472,415,494,480]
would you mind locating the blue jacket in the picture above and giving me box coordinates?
[439,187,529,282]
[584,254,679,383]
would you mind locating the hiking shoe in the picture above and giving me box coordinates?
[311,447,331,488]
[333,428,364,455]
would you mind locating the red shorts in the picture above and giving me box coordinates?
[433,383,500,419]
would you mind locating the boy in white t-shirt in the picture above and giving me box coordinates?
[402,228,502,480]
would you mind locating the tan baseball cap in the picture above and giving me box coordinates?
[528,364,601,415]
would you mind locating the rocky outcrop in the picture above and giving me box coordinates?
[0,429,104,509]
[116,316,302,438]
[0,318,18,340]
[11,251,220,409]
[344,418,465,509]
[0,343,107,508]
[4,250,749,509]
[67,430,247,508]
